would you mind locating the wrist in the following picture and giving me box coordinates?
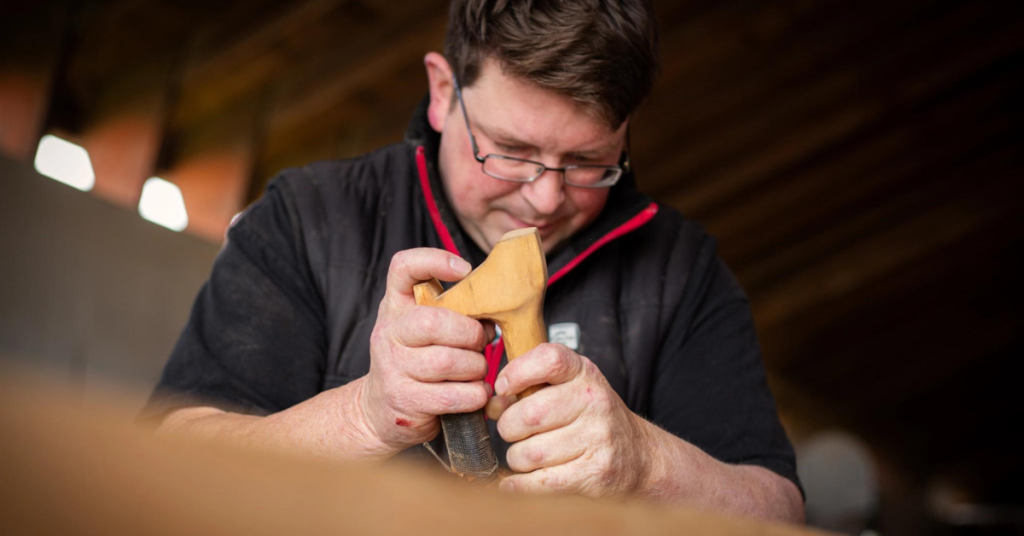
[634,418,699,502]
[634,417,668,497]
[256,376,395,462]
[343,376,396,460]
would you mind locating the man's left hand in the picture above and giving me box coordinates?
[486,343,653,497]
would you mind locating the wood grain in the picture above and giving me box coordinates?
[0,367,831,536]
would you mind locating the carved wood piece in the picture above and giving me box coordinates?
[414,227,549,399]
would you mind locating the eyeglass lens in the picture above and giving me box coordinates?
[482,156,621,187]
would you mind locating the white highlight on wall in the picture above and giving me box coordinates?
[33,134,96,191]
[138,177,189,232]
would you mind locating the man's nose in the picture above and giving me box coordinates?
[522,168,565,216]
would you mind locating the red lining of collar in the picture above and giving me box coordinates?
[547,202,659,286]
[416,146,460,256]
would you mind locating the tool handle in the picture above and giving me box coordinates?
[495,315,548,399]
[410,229,548,477]
[414,279,498,480]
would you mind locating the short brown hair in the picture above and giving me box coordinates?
[444,0,660,130]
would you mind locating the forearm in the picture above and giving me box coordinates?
[156,377,393,462]
[638,419,805,523]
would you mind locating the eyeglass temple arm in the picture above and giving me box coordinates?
[452,77,484,161]
[622,126,632,173]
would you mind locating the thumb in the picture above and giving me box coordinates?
[485,395,517,421]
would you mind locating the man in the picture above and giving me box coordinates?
[146,0,804,522]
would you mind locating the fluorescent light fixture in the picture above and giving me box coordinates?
[33,134,96,191]
[138,177,188,232]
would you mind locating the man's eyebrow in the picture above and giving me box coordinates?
[478,122,535,148]
[478,122,619,156]
[571,144,617,158]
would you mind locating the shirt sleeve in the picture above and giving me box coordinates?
[648,236,803,496]
[141,175,327,422]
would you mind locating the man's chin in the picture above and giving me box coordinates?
[480,227,564,256]
[508,226,565,253]
[535,229,571,255]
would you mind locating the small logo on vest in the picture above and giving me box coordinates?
[548,323,580,351]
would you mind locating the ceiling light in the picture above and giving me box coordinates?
[33,134,96,191]
[138,177,188,232]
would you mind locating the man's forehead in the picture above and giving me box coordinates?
[461,69,627,153]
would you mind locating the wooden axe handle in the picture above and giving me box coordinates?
[413,227,549,399]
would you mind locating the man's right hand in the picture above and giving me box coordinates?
[156,248,492,462]
[358,248,493,453]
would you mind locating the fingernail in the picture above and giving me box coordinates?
[495,376,508,396]
[499,479,514,492]
[449,256,471,276]
[485,382,494,397]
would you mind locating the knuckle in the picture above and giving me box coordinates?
[588,390,610,412]
[388,250,410,273]
[376,294,390,315]
[438,388,458,411]
[529,344,563,379]
[540,474,564,490]
[411,307,442,334]
[540,344,562,368]
[580,355,600,377]
[425,349,455,377]
[371,317,398,343]
[369,326,386,349]
[523,401,545,427]
[526,445,545,464]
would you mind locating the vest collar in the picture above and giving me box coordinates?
[405,94,658,278]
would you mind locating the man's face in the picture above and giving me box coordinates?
[428,57,627,255]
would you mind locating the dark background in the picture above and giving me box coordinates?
[1,1,1022,533]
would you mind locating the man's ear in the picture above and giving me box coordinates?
[424,52,455,134]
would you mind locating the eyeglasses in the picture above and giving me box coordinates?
[453,77,628,189]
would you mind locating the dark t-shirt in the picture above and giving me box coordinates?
[145,105,801,494]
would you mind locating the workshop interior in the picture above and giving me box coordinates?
[1,1,1022,534]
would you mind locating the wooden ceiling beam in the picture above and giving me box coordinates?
[253,55,431,196]
[635,0,1003,202]
[250,9,446,183]
[717,65,1023,282]
[265,8,447,137]
[183,0,350,86]
[0,3,66,162]
[170,0,354,130]
[785,231,1022,394]
[171,0,435,131]
[754,165,1023,370]
[159,90,266,242]
[634,0,924,184]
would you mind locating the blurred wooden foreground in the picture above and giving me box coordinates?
[0,368,826,536]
